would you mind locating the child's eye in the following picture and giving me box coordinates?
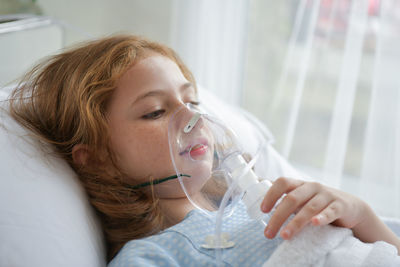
[189,101,200,106]
[142,110,165,119]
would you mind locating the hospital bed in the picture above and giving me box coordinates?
[1,15,399,267]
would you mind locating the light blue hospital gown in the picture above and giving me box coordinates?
[108,202,283,267]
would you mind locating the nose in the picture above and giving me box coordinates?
[170,103,204,134]
[184,112,201,133]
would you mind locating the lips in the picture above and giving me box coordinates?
[179,138,209,156]
[189,144,208,157]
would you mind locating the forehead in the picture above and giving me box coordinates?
[118,55,186,89]
[111,55,194,105]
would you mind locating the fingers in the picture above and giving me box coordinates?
[261,177,304,213]
[280,193,333,239]
[263,179,322,239]
[261,178,362,241]
[311,200,344,226]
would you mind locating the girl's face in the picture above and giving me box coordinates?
[107,55,210,198]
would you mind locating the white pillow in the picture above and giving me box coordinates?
[0,89,106,267]
[0,86,303,267]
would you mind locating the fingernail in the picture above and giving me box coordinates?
[261,202,267,212]
[262,202,271,213]
[265,228,273,239]
[312,214,323,225]
[281,228,291,240]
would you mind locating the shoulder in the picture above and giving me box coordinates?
[108,229,219,267]
[108,232,183,267]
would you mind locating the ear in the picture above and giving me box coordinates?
[72,144,90,165]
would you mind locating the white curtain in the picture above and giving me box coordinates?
[267,0,400,218]
[358,0,400,216]
[170,0,249,105]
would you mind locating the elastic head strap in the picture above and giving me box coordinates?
[128,174,191,189]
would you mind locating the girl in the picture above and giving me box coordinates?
[8,35,400,266]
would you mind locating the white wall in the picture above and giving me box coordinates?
[0,16,64,87]
[0,0,176,87]
[37,0,175,46]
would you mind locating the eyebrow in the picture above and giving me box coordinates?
[132,82,195,105]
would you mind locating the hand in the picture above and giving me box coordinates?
[260,177,368,240]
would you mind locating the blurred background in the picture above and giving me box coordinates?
[1,0,400,218]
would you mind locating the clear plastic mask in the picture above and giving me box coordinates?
[168,103,245,218]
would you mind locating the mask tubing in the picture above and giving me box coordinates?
[214,143,263,265]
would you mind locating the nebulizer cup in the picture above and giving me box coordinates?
[168,103,274,262]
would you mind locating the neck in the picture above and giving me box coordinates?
[158,194,216,228]
[158,197,195,228]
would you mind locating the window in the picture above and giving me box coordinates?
[242,0,400,217]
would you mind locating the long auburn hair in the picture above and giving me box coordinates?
[8,35,196,261]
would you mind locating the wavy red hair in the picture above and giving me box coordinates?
[9,35,197,261]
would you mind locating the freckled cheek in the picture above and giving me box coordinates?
[140,136,170,162]
[123,130,172,172]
